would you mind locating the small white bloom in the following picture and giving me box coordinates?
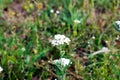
[92,36,95,39]
[56,10,60,14]
[50,34,71,46]
[0,66,3,73]
[74,19,81,24]
[50,9,54,13]
[21,47,26,51]
[53,58,72,67]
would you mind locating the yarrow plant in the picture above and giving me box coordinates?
[50,34,71,57]
[53,58,72,68]
[50,34,71,46]
[50,35,71,80]
[50,9,54,13]
[53,58,72,80]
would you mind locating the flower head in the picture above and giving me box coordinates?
[50,34,71,46]
[56,10,60,14]
[0,66,3,73]
[50,9,54,13]
[92,35,95,39]
[53,58,72,67]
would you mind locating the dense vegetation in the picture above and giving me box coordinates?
[0,0,120,80]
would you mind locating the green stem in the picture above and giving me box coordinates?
[59,46,65,58]
[58,73,66,80]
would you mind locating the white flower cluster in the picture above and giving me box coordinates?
[50,34,71,46]
[0,66,3,73]
[53,58,72,67]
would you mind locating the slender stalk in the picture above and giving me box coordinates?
[59,46,65,58]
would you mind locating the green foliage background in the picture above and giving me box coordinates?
[0,0,120,80]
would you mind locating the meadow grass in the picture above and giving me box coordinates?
[0,0,120,80]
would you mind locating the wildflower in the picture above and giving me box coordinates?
[56,10,60,14]
[92,36,95,39]
[50,34,71,46]
[53,58,72,67]
[0,66,3,73]
[50,9,54,13]
[74,19,81,24]
[53,58,72,80]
